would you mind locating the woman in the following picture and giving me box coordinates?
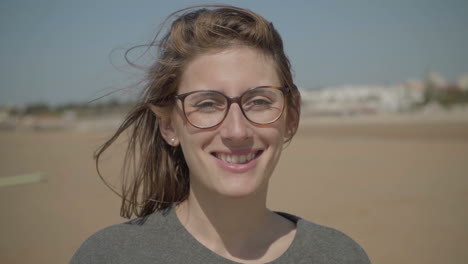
[71,5,370,264]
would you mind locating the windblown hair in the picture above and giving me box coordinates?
[95,5,301,219]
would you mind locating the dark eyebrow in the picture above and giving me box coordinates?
[189,91,224,100]
[245,88,277,97]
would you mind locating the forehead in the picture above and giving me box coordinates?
[178,47,280,95]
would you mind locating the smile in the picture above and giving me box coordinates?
[212,151,263,164]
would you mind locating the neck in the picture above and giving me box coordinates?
[175,184,277,258]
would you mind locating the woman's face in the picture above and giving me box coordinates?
[167,46,287,198]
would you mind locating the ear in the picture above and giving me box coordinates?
[148,104,179,146]
[286,110,299,137]
[284,97,301,139]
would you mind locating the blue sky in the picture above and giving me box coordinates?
[1,0,467,106]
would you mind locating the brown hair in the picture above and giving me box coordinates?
[95,5,301,219]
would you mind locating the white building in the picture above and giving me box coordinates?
[300,83,424,116]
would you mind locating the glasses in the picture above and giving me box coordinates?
[175,86,288,129]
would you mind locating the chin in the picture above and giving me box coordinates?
[214,175,268,199]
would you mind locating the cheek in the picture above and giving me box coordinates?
[172,109,197,141]
[175,120,214,159]
[260,123,286,149]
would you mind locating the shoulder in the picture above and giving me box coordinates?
[70,210,173,264]
[278,212,371,264]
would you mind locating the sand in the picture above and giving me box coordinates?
[0,117,467,264]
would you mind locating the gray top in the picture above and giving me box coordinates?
[70,208,370,263]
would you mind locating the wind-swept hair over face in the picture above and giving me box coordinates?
[95,5,301,219]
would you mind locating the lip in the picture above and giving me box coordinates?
[211,150,263,173]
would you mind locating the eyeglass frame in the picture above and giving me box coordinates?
[174,86,289,129]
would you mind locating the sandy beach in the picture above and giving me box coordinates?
[0,115,467,264]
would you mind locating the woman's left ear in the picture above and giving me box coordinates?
[284,109,299,139]
[148,104,179,146]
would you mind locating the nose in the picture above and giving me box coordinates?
[219,103,252,141]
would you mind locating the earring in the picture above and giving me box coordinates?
[171,138,175,143]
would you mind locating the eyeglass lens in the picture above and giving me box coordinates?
[182,87,284,128]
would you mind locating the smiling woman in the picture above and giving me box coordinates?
[70,5,370,264]
[155,47,287,199]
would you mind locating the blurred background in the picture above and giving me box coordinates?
[0,0,467,263]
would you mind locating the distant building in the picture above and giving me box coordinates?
[457,74,468,91]
[427,72,447,88]
[300,83,425,115]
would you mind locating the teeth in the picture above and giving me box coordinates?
[239,155,246,163]
[216,152,257,164]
